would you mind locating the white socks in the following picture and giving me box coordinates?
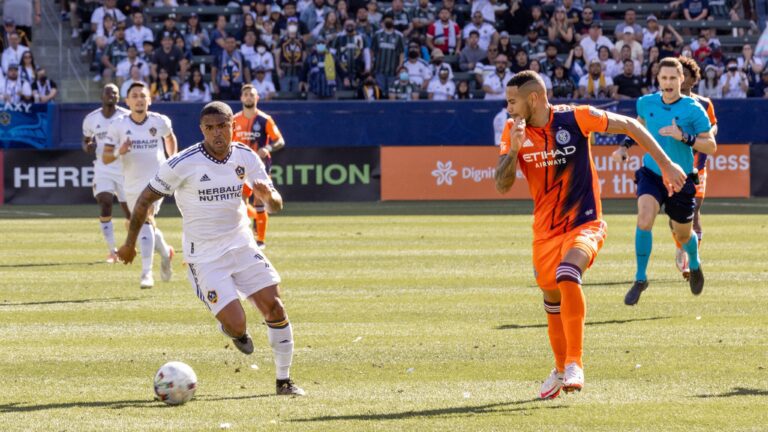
[139,223,155,274]
[267,322,294,380]
[100,220,115,252]
[153,226,170,258]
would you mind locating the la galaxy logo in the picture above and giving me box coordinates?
[235,165,245,180]
[0,112,10,126]
[149,127,157,137]
[207,290,218,304]
[556,129,571,145]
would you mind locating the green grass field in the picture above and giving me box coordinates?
[1,200,767,431]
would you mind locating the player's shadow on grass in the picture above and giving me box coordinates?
[291,398,566,423]
[527,279,680,289]
[0,261,104,268]
[695,387,768,398]
[0,394,277,413]
[0,297,140,307]
[496,316,672,330]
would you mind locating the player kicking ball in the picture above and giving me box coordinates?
[116,102,304,396]
[612,58,717,305]
[495,71,686,398]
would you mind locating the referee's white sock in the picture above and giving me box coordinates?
[266,319,294,380]
[139,223,155,274]
[153,226,170,258]
[100,219,115,252]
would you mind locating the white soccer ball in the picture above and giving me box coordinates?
[153,361,198,405]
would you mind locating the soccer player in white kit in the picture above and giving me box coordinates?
[103,82,177,289]
[116,102,305,396]
[82,84,131,263]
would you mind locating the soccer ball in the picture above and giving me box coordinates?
[153,361,198,405]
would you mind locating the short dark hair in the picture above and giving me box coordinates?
[468,30,479,38]
[659,57,684,75]
[200,101,233,120]
[507,70,540,88]
[623,59,634,66]
[126,81,148,95]
[678,56,702,82]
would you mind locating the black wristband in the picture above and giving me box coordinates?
[681,132,696,147]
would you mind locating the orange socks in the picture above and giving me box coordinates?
[556,263,585,368]
[545,301,566,372]
[255,210,268,243]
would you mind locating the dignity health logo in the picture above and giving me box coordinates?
[431,161,458,186]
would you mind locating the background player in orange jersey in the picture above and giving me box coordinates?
[495,71,686,398]
[232,85,285,248]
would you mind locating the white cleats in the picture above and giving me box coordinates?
[160,246,174,282]
[539,368,564,399]
[675,247,690,280]
[106,250,118,264]
[562,362,584,393]
[140,271,154,289]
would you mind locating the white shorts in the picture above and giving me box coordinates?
[186,244,281,316]
[92,172,126,202]
[125,191,163,216]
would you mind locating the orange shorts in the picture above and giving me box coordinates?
[532,220,607,291]
[695,167,707,199]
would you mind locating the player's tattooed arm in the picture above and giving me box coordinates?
[495,153,519,194]
[117,187,164,264]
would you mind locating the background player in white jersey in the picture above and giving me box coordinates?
[116,102,305,396]
[82,84,131,263]
[103,82,178,289]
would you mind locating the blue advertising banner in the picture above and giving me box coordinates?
[0,102,54,149]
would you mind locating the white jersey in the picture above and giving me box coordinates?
[427,79,455,101]
[82,106,130,177]
[105,111,173,194]
[148,142,273,264]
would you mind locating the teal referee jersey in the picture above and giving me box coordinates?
[636,93,711,176]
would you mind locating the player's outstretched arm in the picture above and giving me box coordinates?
[251,180,283,213]
[604,112,687,194]
[117,187,164,264]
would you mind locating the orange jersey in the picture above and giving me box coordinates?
[500,105,609,240]
[232,109,283,151]
[691,93,716,171]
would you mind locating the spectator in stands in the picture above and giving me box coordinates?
[580,22,612,62]
[260,20,276,49]
[698,64,723,98]
[336,0,351,23]
[497,31,515,59]
[126,11,153,49]
[614,8,643,43]
[751,69,768,98]
[529,59,554,98]
[684,0,709,21]
[372,12,405,94]
[240,13,259,43]
[251,66,277,100]
[474,45,498,84]
[482,54,513,100]
[596,45,617,77]
[19,51,36,84]
[459,30,486,72]
[645,60,660,93]
[358,73,384,100]
[454,79,472,99]
[312,11,342,45]
[241,30,259,71]
[551,63,576,98]
[253,0,270,21]
[564,44,586,81]
[499,0,528,36]
[334,19,371,90]
[389,66,419,100]
[738,44,764,90]
[152,32,187,80]
[578,58,614,99]
[427,65,456,100]
[0,63,32,103]
[116,44,149,87]
[185,13,211,56]
[31,67,57,103]
[613,44,641,77]
[613,59,644,99]
[690,28,721,52]
[693,35,711,63]
[119,64,147,97]
[101,24,128,82]
[462,11,497,52]
[181,68,212,102]
[427,8,462,56]
[2,33,29,73]
[657,26,683,59]
[90,0,125,37]
[274,2,311,42]
[155,14,182,48]
[2,18,31,51]
[540,43,560,78]
[367,0,383,27]
[386,0,413,37]
[403,44,431,89]
[428,48,453,81]
[703,46,726,75]
[720,59,749,98]
[211,15,230,60]
[472,0,496,24]
[150,67,181,102]
[356,7,377,38]
[212,36,247,100]
[573,5,593,40]
[301,0,332,33]
[561,0,581,25]
[276,23,306,92]
[707,0,731,19]
[615,27,644,63]
[2,0,40,42]
[548,6,574,52]
[142,39,156,63]
[642,15,662,51]
[411,0,437,37]
[509,48,529,73]
[93,15,118,79]
[529,5,548,39]
[521,24,547,61]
